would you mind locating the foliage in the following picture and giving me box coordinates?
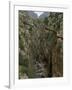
[19,11,63,79]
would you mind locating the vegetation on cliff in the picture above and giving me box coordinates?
[19,10,63,79]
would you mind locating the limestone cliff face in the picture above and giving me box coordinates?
[19,10,63,79]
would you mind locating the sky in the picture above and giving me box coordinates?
[34,11,44,17]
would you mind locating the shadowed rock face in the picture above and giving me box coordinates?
[19,10,63,79]
[28,11,50,19]
[28,11,38,19]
